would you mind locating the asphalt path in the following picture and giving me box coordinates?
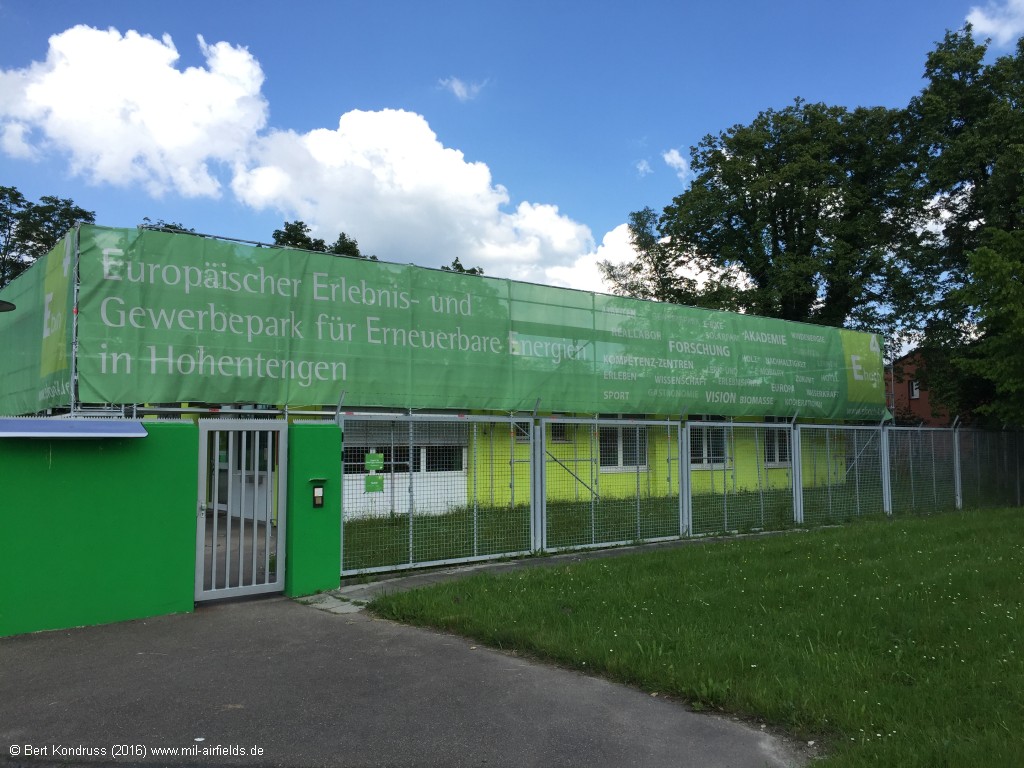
[1,589,809,768]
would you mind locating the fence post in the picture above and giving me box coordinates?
[952,418,963,510]
[791,423,804,525]
[880,422,893,516]
[532,420,546,552]
[680,420,692,536]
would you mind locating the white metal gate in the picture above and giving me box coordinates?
[196,419,287,601]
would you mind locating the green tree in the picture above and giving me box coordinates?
[902,29,1024,423]
[272,220,376,260]
[139,217,195,233]
[441,256,484,275]
[0,186,95,288]
[602,100,923,330]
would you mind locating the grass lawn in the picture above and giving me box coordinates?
[370,508,1024,767]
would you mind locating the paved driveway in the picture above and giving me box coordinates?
[2,592,807,768]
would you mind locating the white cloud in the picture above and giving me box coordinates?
[662,148,692,183]
[544,224,636,293]
[0,25,267,196]
[0,26,598,283]
[967,0,1024,46]
[635,159,653,177]
[232,109,594,279]
[439,76,487,102]
[0,122,35,158]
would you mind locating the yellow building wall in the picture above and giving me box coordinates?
[461,420,842,508]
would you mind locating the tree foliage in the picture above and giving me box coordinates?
[606,26,1024,425]
[139,216,195,233]
[271,220,376,260]
[441,256,484,275]
[1,187,95,288]
[902,30,1024,423]
[602,100,923,330]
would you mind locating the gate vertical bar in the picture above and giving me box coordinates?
[264,431,273,584]
[211,430,221,590]
[251,430,261,582]
[195,429,210,599]
[238,430,248,587]
[225,432,235,585]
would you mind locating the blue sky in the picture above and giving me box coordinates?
[1,0,1022,291]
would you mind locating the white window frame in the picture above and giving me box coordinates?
[909,380,921,400]
[762,416,792,467]
[689,415,730,469]
[342,444,466,475]
[598,417,648,473]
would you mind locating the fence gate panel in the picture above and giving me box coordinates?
[958,430,1021,509]
[888,427,957,515]
[542,418,681,551]
[689,422,796,535]
[799,425,885,524]
[196,419,287,601]
[340,414,533,575]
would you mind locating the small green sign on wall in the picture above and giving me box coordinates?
[364,474,384,493]
[364,452,384,471]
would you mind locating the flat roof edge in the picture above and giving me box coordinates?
[0,418,148,439]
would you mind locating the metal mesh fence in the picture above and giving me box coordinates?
[338,415,1023,574]
[542,419,682,551]
[799,426,886,525]
[958,430,1023,509]
[887,427,958,515]
[340,416,533,574]
[689,423,796,534]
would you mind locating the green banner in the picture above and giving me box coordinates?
[70,225,885,419]
[0,233,75,416]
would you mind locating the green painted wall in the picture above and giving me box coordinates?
[285,423,341,596]
[0,422,197,638]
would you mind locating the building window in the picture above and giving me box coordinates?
[343,445,464,474]
[424,445,463,472]
[598,418,648,471]
[690,415,728,467]
[762,416,791,465]
[343,445,415,474]
[909,380,921,400]
[549,421,572,443]
[514,421,531,443]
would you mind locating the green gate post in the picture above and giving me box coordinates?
[285,423,341,597]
